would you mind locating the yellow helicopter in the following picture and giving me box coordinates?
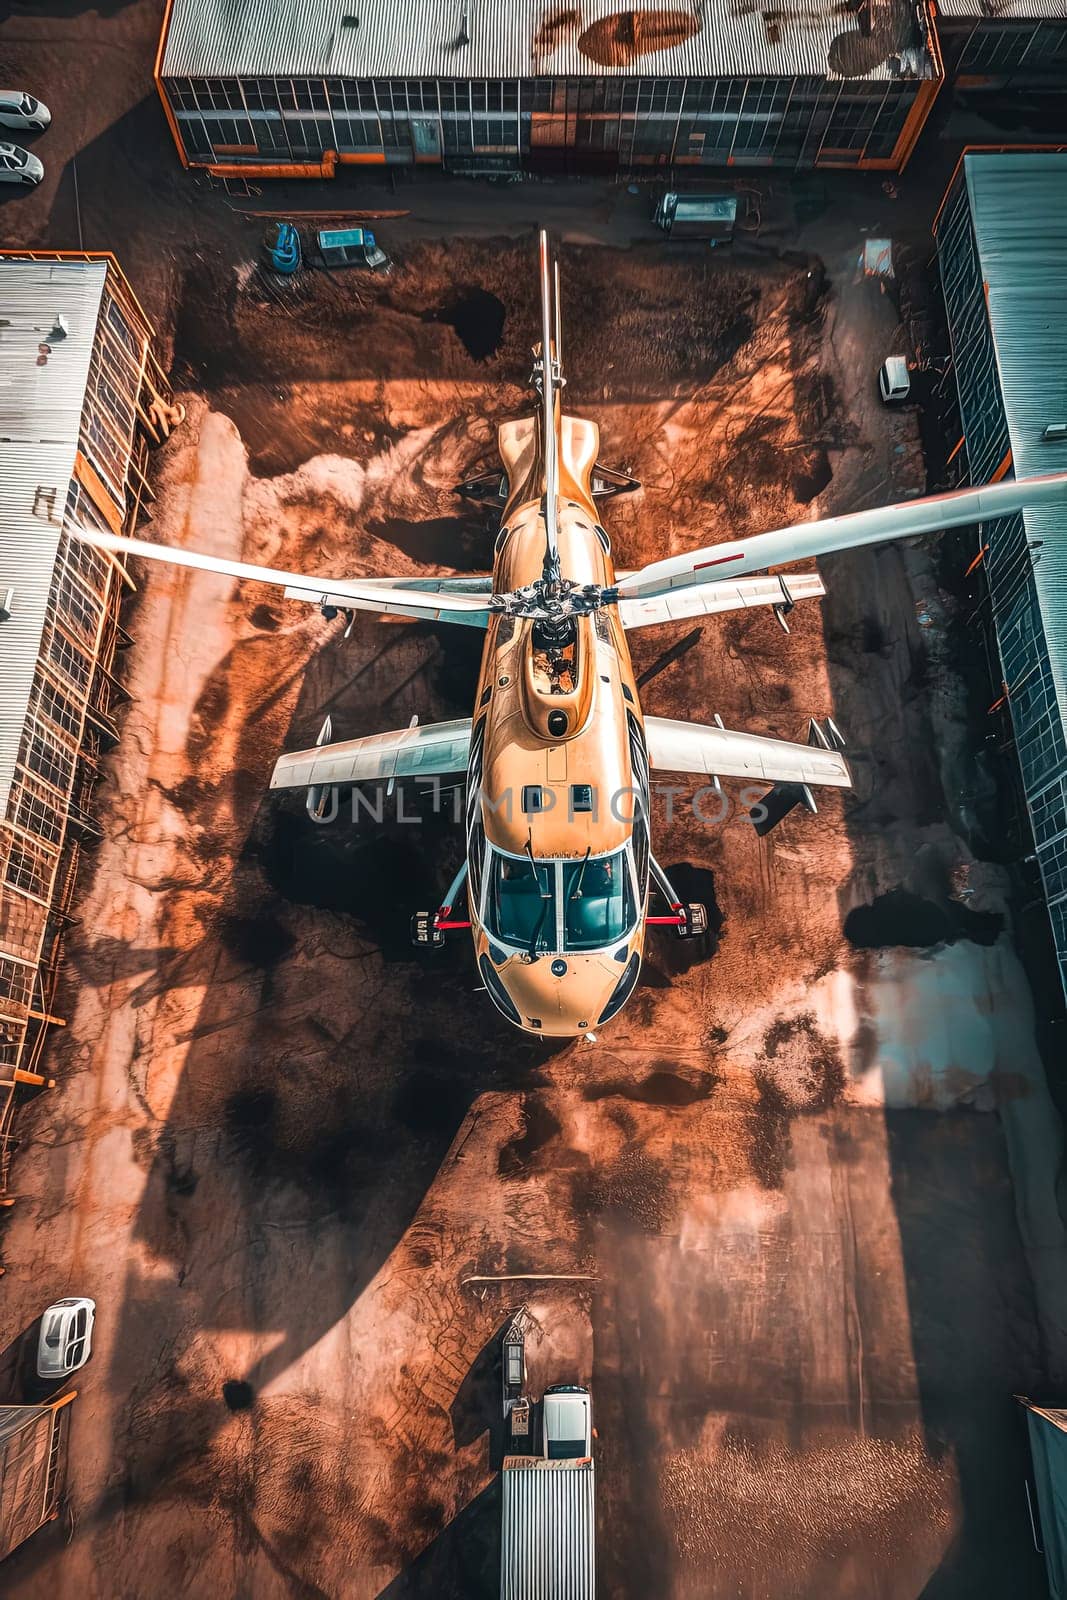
[82,232,1067,1037]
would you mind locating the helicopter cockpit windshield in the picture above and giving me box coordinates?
[484,845,638,954]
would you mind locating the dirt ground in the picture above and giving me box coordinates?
[1,218,1065,1600]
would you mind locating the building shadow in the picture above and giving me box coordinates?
[15,508,563,1579]
[0,1318,38,1403]
[374,1478,500,1600]
[810,226,1057,1597]
[450,1317,515,1472]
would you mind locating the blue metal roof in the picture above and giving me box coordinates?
[963,151,1067,725]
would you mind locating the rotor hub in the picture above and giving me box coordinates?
[490,577,617,621]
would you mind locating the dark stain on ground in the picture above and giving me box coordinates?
[498,1095,562,1176]
[844,887,1003,950]
[574,1146,674,1232]
[428,288,506,361]
[791,446,833,504]
[250,604,282,631]
[218,911,296,969]
[749,1071,795,1189]
[748,1016,844,1186]
[762,1012,845,1111]
[584,1068,719,1106]
[222,1379,255,1413]
[364,512,489,571]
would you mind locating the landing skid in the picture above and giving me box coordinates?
[411,861,471,949]
[648,854,708,940]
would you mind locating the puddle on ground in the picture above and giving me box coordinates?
[583,1069,718,1107]
[844,888,1003,950]
[222,1380,255,1412]
[498,1095,562,1176]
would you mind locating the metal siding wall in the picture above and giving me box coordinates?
[500,1465,595,1600]
[935,154,1067,1001]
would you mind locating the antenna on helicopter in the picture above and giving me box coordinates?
[537,229,562,592]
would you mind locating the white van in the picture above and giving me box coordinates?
[542,1384,592,1460]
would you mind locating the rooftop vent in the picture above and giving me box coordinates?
[340,13,359,28]
[1042,423,1067,442]
[0,587,13,623]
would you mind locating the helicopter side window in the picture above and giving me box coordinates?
[562,847,637,951]
[486,850,556,951]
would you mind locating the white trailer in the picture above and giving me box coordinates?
[500,1457,595,1600]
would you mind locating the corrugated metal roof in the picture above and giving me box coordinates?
[162,0,934,83]
[938,0,1067,19]
[500,1461,595,1600]
[963,152,1067,725]
[0,259,107,816]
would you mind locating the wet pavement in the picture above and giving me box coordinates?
[0,23,1066,1588]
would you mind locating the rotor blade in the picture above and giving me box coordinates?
[619,571,825,629]
[71,525,494,621]
[616,473,1067,601]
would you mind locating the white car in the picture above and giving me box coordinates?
[0,142,43,187]
[37,1297,95,1379]
[542,1384,592,1460]
[0,91,51,133]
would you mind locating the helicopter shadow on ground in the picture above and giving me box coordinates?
[49,598,568,1566]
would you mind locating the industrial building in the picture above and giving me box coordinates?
[0,1395,77,1561]
[935,0,1067,89]
[0,254,178,1193]
[934,151,1067,1002]
[155,0,943,176]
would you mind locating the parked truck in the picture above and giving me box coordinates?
[500,1382,595,1599]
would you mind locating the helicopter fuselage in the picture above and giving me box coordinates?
[463,411,652,1037]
